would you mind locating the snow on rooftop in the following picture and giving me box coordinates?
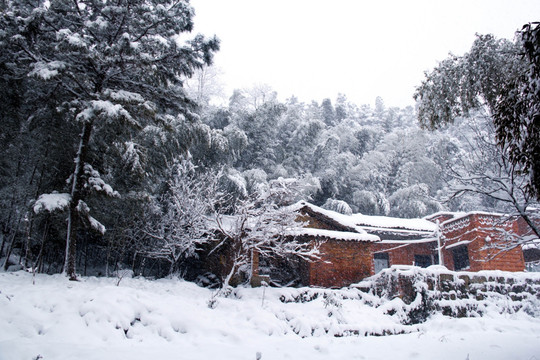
[291,201,369,234]
[351,213,438,233]
[440,211,508,227]
[292,201,438,234]
[423,211,465,221]
[292,227,380,242]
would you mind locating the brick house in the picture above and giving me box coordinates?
[281,204,532,288]
[428,212,526,272]
[256,202,379,288]
[219,202,534,288]
[352,213,438,273]
[366,211,527,274]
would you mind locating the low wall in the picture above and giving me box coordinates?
[355,265,540,323]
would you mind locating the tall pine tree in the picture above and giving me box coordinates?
[1,0,219,279]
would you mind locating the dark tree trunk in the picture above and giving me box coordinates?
[64,121,93,280]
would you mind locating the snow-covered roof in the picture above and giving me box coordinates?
[292,200,438,231]
[379,237,438,244]
[291,201,438,242]
[440,211,507,227]
[351,213,437,233]
[423,211,465,222]
[291,201,369,234]
[292,228,380,242]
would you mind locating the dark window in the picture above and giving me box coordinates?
[374,252,389,273]
[452,246,470,271]
[414,254,432,268]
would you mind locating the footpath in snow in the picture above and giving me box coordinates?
[0,271,539,360]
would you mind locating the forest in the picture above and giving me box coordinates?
[0,1,538,284]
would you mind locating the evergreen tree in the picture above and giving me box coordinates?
[494,23,540,199]
[414,33,539,199]
[321,98,336,127]
[1,0,219,279]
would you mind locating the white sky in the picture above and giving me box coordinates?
[190,0,540,108]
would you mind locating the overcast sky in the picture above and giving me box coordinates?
[190,0,539,108]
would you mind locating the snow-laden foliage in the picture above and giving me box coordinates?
[213,182,319,289]
[415,32,539,200]
[33,193,71,214]
[1,4,537,282]
[322,199,353,215]
[143,158,225,273]
[0,0,219,278]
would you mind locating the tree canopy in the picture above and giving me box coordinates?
[0,0,219,278]
[414,26,540,200]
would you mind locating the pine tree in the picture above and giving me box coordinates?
[1,0,219,279]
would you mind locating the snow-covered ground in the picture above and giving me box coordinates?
[1,271,539,360]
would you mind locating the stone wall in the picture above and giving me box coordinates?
[356,266,540,323]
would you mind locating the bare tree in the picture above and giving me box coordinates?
[143,158,225,275]
[184,65,226,106]
[211,179,320,291]
[447,115,539,248]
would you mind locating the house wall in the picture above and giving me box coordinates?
[308,239,374,288]
[441,214,525,272]
[372,242,437,267]
[516,215,540,238]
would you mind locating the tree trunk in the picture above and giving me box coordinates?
[23,214,33,269]
[64,121,93,280]
[2,233,16,271]
[35,221,48,273]
[0,233,5,259]
[2,215,22,271]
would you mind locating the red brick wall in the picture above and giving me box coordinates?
[372,242,437,267]
[308,240,374,288]
[516,215,540,237]
[441,214,525,272]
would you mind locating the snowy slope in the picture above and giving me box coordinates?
[0,271,539,360]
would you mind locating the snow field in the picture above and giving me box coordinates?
[0,271,539,360]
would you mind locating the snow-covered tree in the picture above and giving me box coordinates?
[234,102,285,172]
[321,98,336,127]
[414,32,538,199]
[351,190,389,216]
[446,116,539,242]
[388,184,442,219]
[322,199,353,215]
[184,65,225,106]
[212,182,319,289]
[143,158,225,275]
[1,0,219,279]
[494,23,540,200]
